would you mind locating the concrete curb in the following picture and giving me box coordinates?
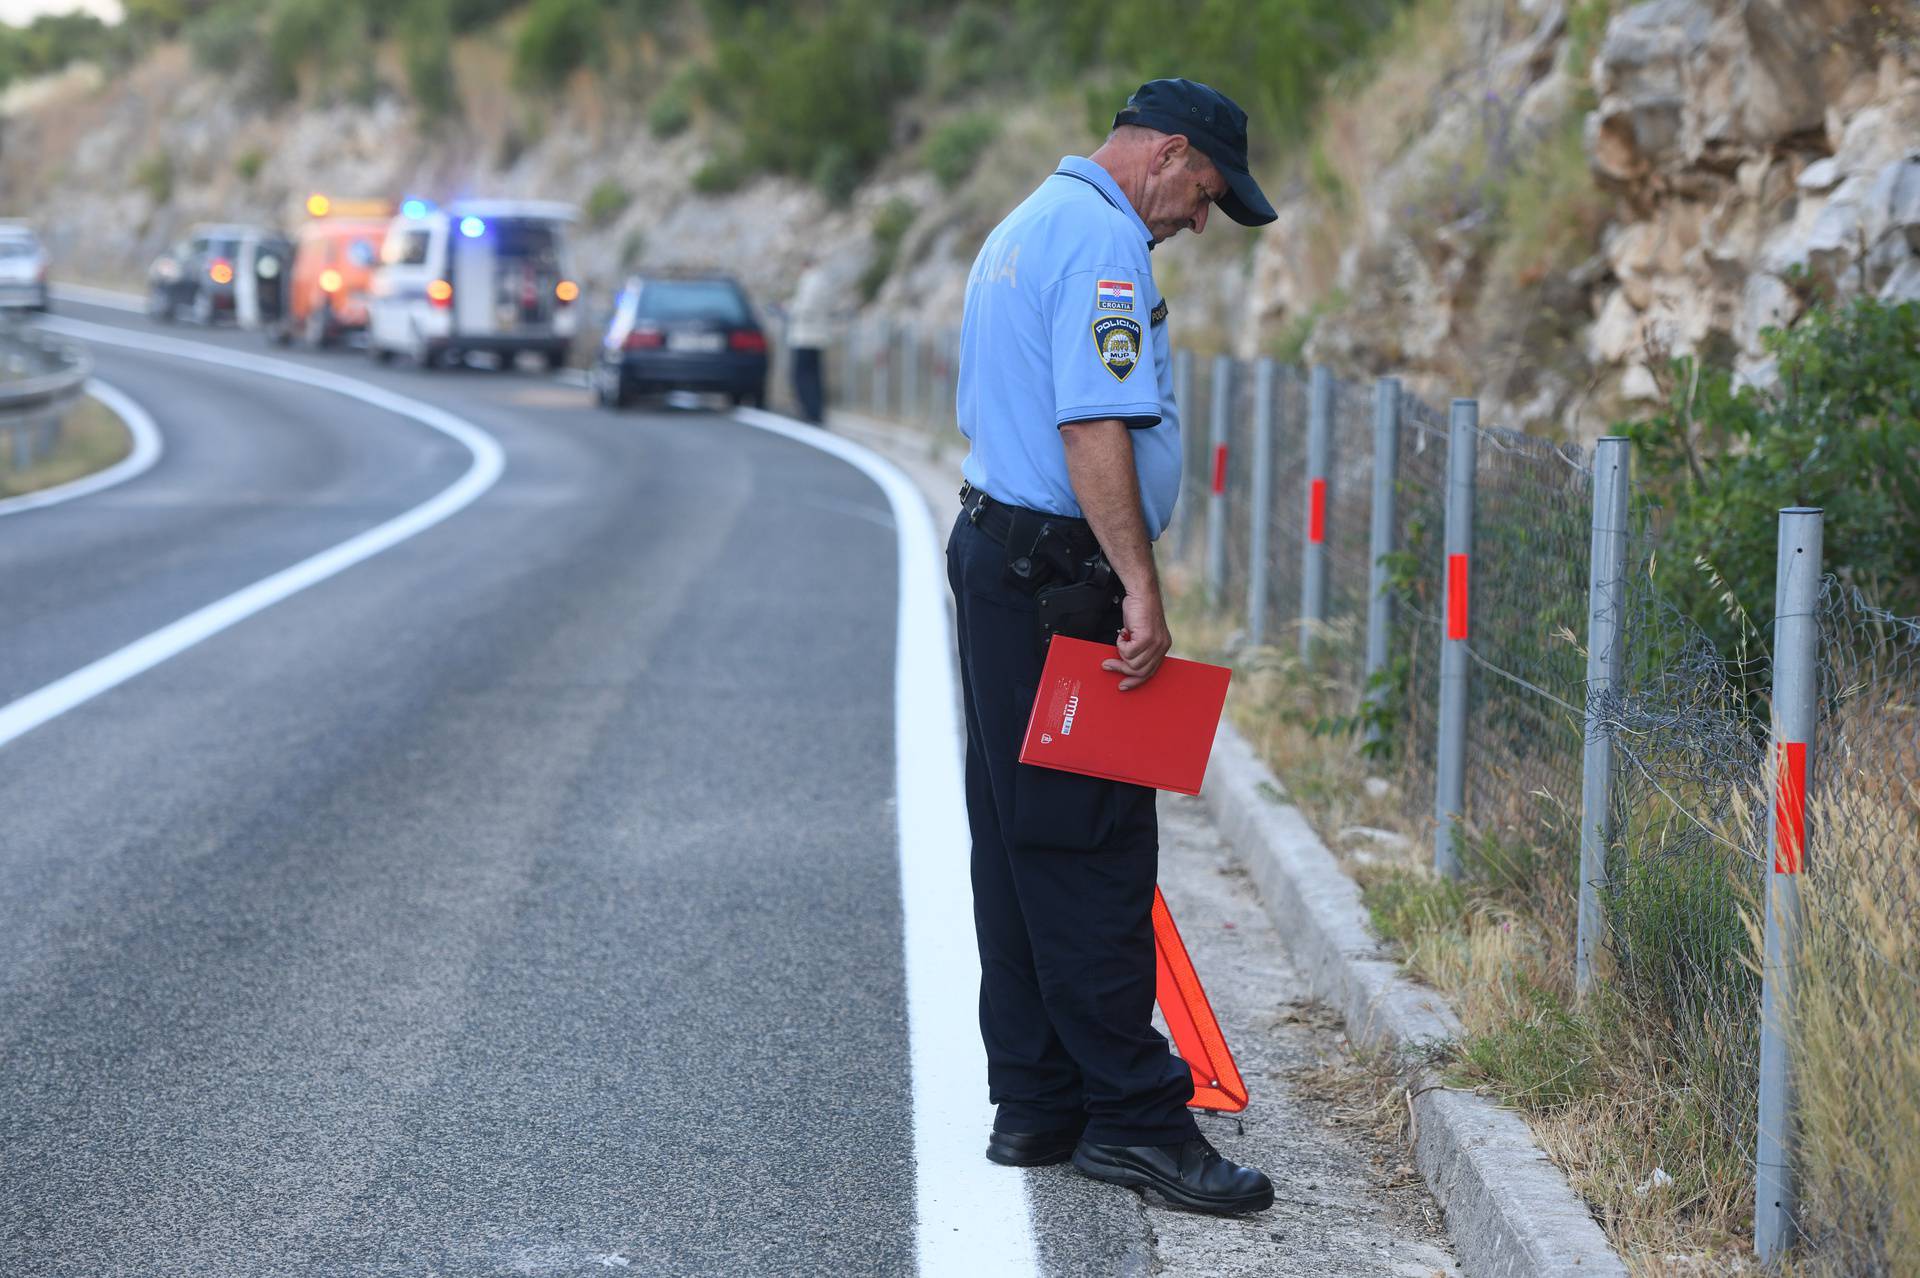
[1202,723,1628,1278]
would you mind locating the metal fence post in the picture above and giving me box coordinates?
[1576,437,1631,998]
[1300,364,1333,661]
[1204,355,1231,610]
[1432,398,1478,879]
[1363,378,1400,746]
[1246,358,1277,646]
[1172,350,1195,556]
[1755,506,1822,1264]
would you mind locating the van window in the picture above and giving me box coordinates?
[491,219,561,265]
[383,228,431,266]
[636,280,749,324]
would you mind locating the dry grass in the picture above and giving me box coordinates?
[1790,776,1920,1275]
[1168,574,1764,1273]
[0,396,132,498]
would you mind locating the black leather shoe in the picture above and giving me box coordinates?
[986,1125,1085,1167]
[1072,1137,1274,1215]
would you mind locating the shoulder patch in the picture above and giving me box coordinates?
[1095,279,1136,312]
[1149,297,1169,326]
[1092,316,1144,382]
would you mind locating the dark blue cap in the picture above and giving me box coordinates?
[1113,78,1276,227]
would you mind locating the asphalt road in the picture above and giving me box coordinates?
[2,300,1460,1278]
[2,301,916,1275]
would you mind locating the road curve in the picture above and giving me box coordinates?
[1,302,920,1276]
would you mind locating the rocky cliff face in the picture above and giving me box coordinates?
[1256,0,1919,436]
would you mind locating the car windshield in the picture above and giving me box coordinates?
[635,280,749,324]
[208,238,240,258]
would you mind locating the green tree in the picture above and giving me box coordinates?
[512,0,601,93]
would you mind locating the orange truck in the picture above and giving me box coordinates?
[277,195,394,348]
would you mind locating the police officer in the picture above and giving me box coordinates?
[946,79,1278,1215]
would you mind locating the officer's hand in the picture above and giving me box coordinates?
[1104,592,1172,691]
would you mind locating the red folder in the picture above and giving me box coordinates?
[1018,636,1231,795]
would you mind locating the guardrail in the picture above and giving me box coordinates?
[0,319,92,475]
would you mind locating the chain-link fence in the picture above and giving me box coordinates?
[813,320,1920,1270]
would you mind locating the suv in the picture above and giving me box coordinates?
[0,223,51,312]
[593,272,768,409]
[148,224,281,325]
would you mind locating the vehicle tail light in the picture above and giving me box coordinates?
[427,279,453,308]
[318,268,343,294]
[729,329,768,353]
[623,327,664,350]
[555,280,579,304]
[209,258,235,285]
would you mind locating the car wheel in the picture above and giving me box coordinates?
[370,342,395,365]
[190,290,214,326]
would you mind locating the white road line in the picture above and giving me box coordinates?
[0,378,163,517]
[47,281,146,313]
[0,317,505,752]
[733,407,1039,1278]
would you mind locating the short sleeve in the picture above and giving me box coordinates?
[1046,267,1162,429]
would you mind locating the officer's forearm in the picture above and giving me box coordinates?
[1060,419,1160,602]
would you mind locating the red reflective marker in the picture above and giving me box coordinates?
[1775,741,1807,874]
[1446,554,1470,641]
[1308,478,1327,544]
[1211,444,1228,495]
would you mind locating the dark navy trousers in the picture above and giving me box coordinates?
[945,509,1198,1147]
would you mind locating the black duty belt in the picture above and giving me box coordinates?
[959,483,1099,557]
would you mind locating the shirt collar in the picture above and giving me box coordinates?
[1053,155,1153,246]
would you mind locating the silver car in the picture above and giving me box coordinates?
[0,223,51,312]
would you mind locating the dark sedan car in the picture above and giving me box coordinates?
[593,273,768,409]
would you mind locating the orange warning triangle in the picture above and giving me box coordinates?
[1153,886,1249,1113]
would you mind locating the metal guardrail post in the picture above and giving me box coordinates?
[1204,355,1232,611]
[1300,364,1333,661]
[1363,377,1400,747]
[1172,349,1194,556]
[1246,358,1276,646]
[0,326,91,478]
[1433,398,1477,879]
[1576,437,1631,998]
[1755,506,1822,1264]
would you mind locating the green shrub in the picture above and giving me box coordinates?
[0,10,126,91]
[185,1,262,72]
[512,0,601,93]
[263,0,332,103]
[619,229,647,268]
[1457,984,1601,1109]
[690,149,749,195]
[585,178,631,226]
[448,0,518,32]
[402,0,460,120]
[705,2,922,195]
[135,150,173,206]
[646,73,693,139]
[922,113,998,191]
[1624,296,1920,653]
[858,196,916,301]
[233,146,266,182]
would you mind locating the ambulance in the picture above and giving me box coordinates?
[365,199,581,369]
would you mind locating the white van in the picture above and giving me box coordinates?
[366,200,580,369]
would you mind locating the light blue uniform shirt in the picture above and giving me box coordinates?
[956,155,1181,539]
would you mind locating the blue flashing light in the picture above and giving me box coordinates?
[459,216,486,239]
[401,199,429,219]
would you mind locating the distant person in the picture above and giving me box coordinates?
[785,256,833,425]
[948,79,1279,1215]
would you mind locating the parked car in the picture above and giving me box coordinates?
[0,222,50,312]
[366,199,579,369]
[592,272,769,409]
[148,224,282,326]
[278,200,391,347]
